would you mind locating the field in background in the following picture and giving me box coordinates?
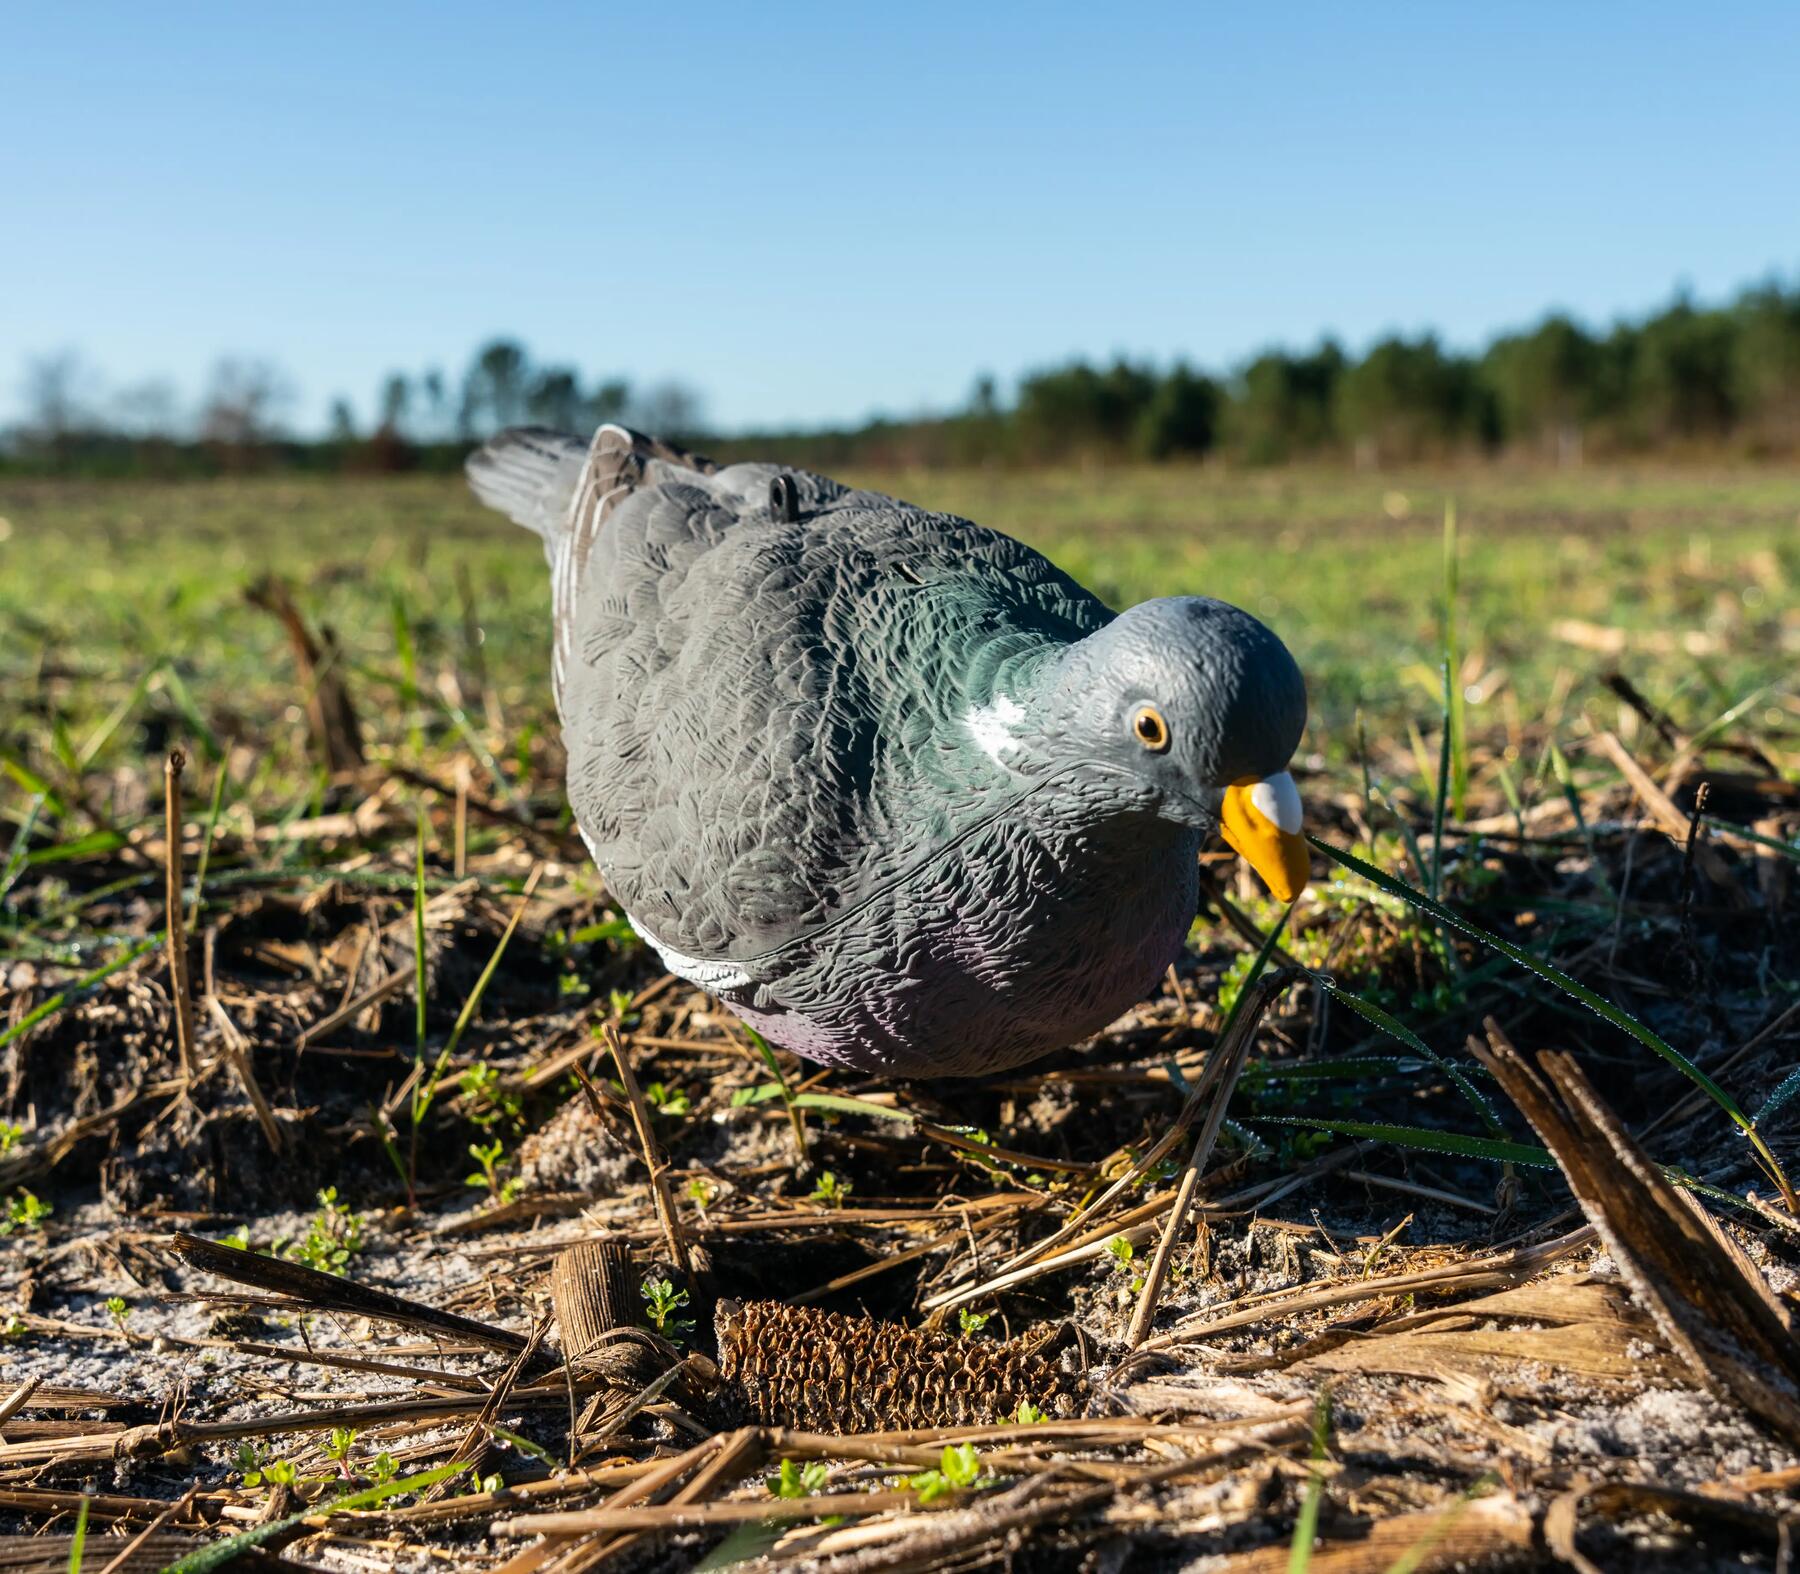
[5,463,1797,781]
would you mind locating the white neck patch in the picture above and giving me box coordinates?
[966,693,1026,765]
[1249,771,1303,834]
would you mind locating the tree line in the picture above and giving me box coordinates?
[2,341,706,479]
[772,275,1800,470]
[8,273,1800,476]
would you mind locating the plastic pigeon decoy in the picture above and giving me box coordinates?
[468,424,1308,1076]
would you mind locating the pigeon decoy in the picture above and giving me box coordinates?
[468,425,1308,1076]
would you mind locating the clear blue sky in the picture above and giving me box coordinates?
[6,2,1798,433]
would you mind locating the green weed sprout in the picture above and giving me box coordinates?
[325,1427,358,1477]
[640,1274,695,1344]
[1106,1234,1145,1293]
[2,1190,51,1236]
[235,1442,304,1490]
[809,1170,851,1207]
[458,1064,523,1129]
[908,1443,985,1504]
[769,1458,830,1499]
[644,1081,691,1117]
[466,1138,521,1205]
[287,1187,365,1274]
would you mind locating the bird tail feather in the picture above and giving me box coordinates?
[464,426,590,541]
[468,423,718,711]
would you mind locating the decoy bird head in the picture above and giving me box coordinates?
[1045,596,1310,899]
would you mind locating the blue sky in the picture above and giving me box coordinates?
[5,2,1798,433]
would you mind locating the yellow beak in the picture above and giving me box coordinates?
[1218,772,1309,902]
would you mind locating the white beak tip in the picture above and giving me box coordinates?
[1249,771,1303,835]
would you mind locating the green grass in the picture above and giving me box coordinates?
[3,465,1793,805]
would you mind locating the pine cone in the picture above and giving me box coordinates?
[714,1299,1085,1432]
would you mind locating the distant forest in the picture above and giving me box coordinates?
[8,274,1800,477]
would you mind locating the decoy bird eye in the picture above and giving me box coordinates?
[1131,705,1170,752]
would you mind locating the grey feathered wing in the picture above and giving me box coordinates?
[478,424,1113,969]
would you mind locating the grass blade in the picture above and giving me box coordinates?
[1548,741,1612,898]
[1309,833,1795,1208]
[1313,835,1727,1101]
[745,1025,808,1160]
[67,1496,88,1572]
[186,758,231,929]
[1365,785,1428,890]
[1222,896,1295,1033]
[433,696,518,808]
[0,792,46,908]
[1441,500,1467,821]
[1287,1388,1331,1574]
[1365,786,1460,983]
[1495,759,1526,840]
[1318,980,1505,1137]
[1258,1114,1552,1169]
[1252,1118,1761,1217]
[392,589,425,759]
[155,661,223,763]
[0,750,68,818]
[24,830,128,867]
[1404,718,1435,804]
[1706,816,1800,861]
[568,915,639,945]
[0,935,163,1053]
[789,1091,917,1123]
[76,667,154,768]
[410,866,542,1200]
[1430,658,1453,901]
[412,810,428,1059]
[439,864,543,1064]
[1754,1068,1800,1131]
[1353,707,1380,857]
[1379,1475,1497,1574]
[1683,684,1769,755]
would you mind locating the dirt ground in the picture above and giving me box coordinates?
[5,743,1799,1571]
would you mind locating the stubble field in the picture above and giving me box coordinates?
[1,463,1798,1572]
